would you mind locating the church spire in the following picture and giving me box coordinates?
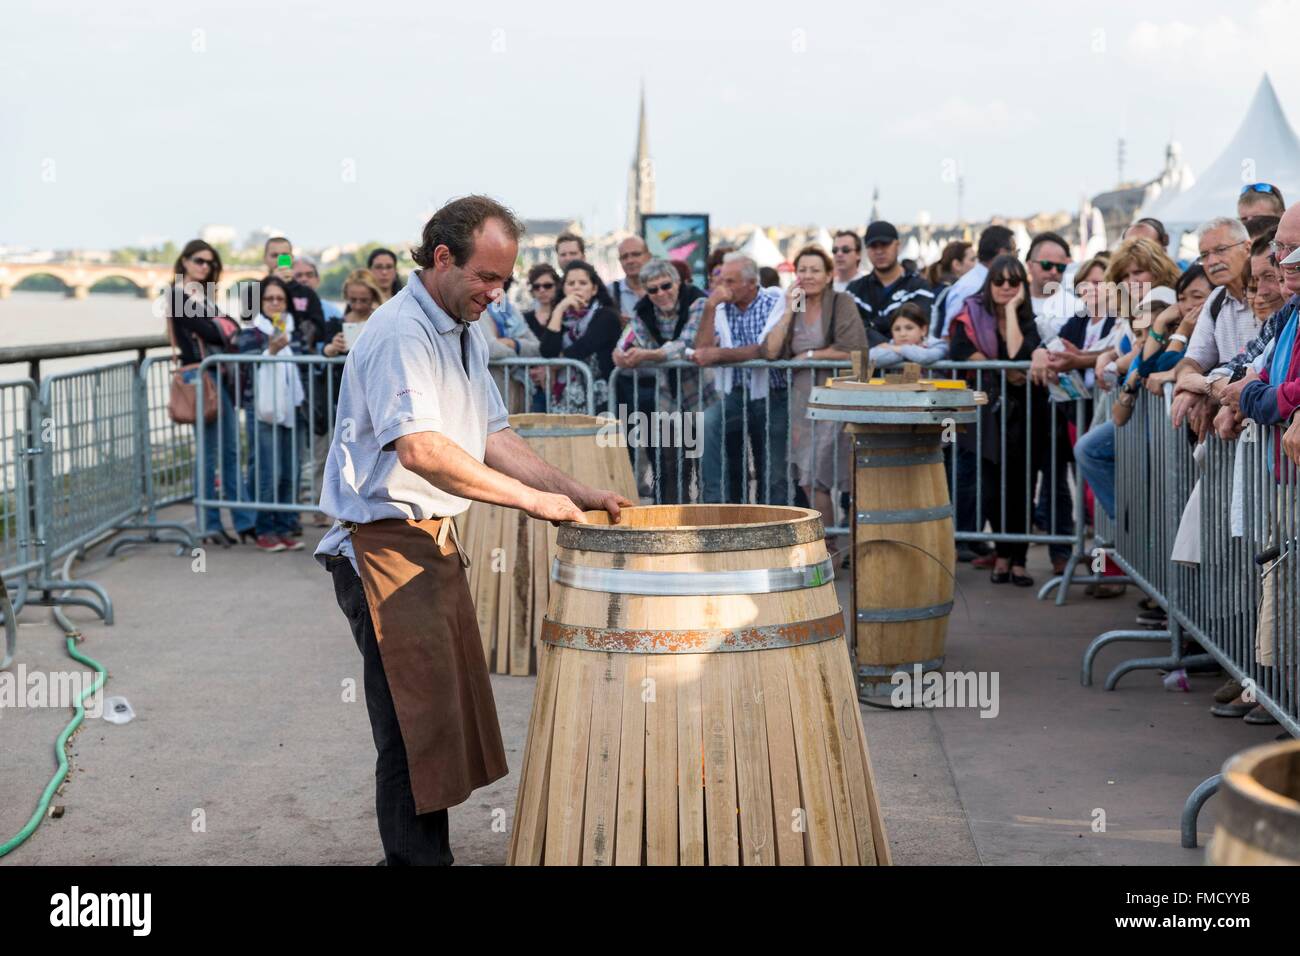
[626,83,655,233]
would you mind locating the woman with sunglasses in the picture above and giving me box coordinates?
[166,239,257,547]
[366,248,405,302]
[535,260,621,414]
[948,255,1045,586]
[523,264,562,411]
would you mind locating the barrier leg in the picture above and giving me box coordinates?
[1181,773,1221,850]
[32,579,113,625]
[107,519,195,556]
[1081,628,1168,686]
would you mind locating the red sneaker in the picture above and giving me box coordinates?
[971,553,997,569]
[255,535,286,553]
[278,535,304,552]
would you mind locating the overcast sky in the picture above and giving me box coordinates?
[3,0,1299,250]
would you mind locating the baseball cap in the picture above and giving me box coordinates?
[864,221,899,246]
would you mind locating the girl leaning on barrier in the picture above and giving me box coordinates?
[165,239,257,548]
[948,254,1043,587]
[759,245,869,552]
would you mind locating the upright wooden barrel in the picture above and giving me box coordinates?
[458,414,638,676]
[808,379,978,699]
[1210,740,1300,865]
[508,504,890,866]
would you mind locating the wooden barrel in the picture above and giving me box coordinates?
[807,379,976,699]
[851,427,956,697]
[1209,740,1300,865]
[507,504,890,866]
[458,414,638,676]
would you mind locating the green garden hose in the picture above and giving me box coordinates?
[0,560,108,860]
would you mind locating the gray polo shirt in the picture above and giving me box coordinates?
[314,269,510,571]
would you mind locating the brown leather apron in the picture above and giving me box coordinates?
[347,516,508,813]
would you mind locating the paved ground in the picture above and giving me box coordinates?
[0,510,1283,865]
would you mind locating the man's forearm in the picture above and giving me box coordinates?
[396,431,538,511]
[485,428,589,502]
[716,344,762,363]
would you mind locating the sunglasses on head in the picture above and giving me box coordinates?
[1034,260,1067,274]
[991,276,1022,288]
[645,282,674,295]
[1241,183,1279,197]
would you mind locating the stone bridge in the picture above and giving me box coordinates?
[0,261,264,299]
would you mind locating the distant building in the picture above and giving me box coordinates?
[200,224,238,247]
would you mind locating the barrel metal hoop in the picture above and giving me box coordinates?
[857,657,946,677]
[513,426,603,438]
[856,450,944,468]
[856,505,953,525]
[856,601,954,623]
[541,612,845,654]
[808,408,977,425]
[551,556,836,595]
[556,517,824,554]
[809,387,977,409]
[853,432,942,449]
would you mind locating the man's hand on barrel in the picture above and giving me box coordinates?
[573,487,634,523]
[525,490,587,525]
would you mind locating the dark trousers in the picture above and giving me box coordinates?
[981,454,1030,566]
[328,556,453,866]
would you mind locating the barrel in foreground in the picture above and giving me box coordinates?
[508,504,890,866]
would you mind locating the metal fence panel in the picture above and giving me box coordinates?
[0,378,39,581]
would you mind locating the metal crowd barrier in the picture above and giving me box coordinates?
[1079,385,1300,847]
[192,354,595,520]
[607,358,1091,595]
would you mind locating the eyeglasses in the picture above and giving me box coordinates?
[530,281,556,291]
[991,277,1022,288]
[832,246,857,255]
[1241,183,1279,197]
[645,282,674,295]
[1034,260,1068,274]
[1271,240,1299,261]
[1199,240,1247,260]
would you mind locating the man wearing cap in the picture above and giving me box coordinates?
[845,221,934,344]
[316,195,632,865]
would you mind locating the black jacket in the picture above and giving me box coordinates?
[846,268,935,343]
[536,306,623,381]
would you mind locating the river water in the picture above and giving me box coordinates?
[0,290,170,381]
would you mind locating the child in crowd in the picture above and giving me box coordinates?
[868,302,948,367]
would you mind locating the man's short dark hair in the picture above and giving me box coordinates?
[264,236,291,254]
[1246,215,1281,240]
[555,232,585,254]
[1027,231,1071,260]
[976,225,1015,264]
[833,230,862,253]
[410,195,524,268]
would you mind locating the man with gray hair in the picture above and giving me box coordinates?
[1171,216,1259,431]
[693,252,790,504]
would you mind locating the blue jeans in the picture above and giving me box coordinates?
[701,387,790,505]
[1074,421,1116,520]
[193,378,255,535]
[253,421,298,536]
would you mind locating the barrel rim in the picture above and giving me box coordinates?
[557,504,825,553]
[508,412,608,433]
[1217,740,1300,860]
[541,612,845,654]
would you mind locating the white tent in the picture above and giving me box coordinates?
[812,227,836,253]
[1139,75,1300,236]
[738,228,786,268]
